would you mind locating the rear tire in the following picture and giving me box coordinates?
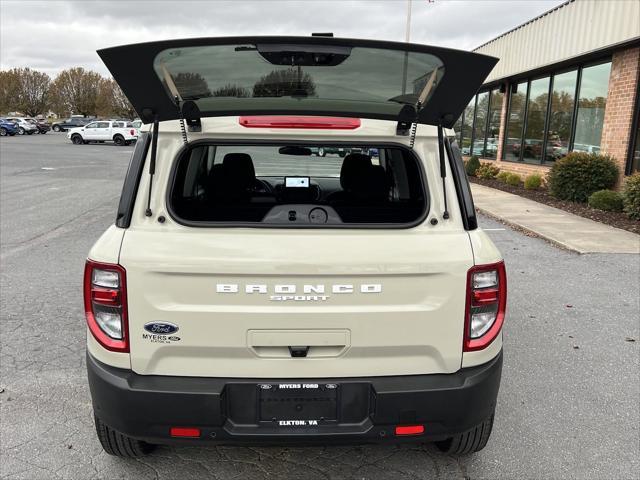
[318,147,326,157]
[94,415,155,458]
[435,412,494,455]
[113,135,125,146]
[0,128,6,137]
[53,125,61,132]
[18,127,25,135]
[71,134,83,145]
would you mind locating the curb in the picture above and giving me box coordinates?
[476,207,584,254]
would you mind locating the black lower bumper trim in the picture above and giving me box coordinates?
[87,352,502,445]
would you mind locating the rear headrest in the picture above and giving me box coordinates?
[340,153,372,191]
[352,165,389,201]
[222,153,256,190]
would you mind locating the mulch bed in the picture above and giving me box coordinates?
[470,177,640,235]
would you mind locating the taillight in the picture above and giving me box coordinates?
[239,116,361,129]
[83,260,129,352]
[130,129,135,136]
[464,261,507,352]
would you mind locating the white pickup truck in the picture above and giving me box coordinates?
[67,120,138,146]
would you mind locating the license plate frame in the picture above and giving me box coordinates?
[258,383,339,425]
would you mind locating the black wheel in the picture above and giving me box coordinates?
[0,128,6,137]
[18,127,25,135]
[318,147,326,157]
[113,135,125,146]
[53,125,61,132]
[71,134,83,145]
[435,412,494,455]
[94,415,155,458]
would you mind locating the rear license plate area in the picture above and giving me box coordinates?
[259,383,338,424]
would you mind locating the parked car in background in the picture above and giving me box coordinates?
[52,117,93,132]
[6,117,38,135]
[67,120,138,146]
[126,120,142,137]
[0,118,19,136]
[27,118,51,134]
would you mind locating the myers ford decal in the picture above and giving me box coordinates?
[143,322,181,343]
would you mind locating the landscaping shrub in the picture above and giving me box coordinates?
[587,190,623,212]
[465,155,481,177]
[547,152,619,202]
[476,162,500,179]
[496,171,510,183]
[524,174,543,190]
[622,173,640,220]
[506,173,521,186]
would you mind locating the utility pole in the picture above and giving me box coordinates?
[405,0,412,43]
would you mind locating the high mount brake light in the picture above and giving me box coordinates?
[464,261,507,352]
[239,116,361,129]
[84,260,129,352]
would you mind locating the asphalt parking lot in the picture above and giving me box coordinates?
[1,133,638,480]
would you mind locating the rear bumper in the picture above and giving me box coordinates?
[87,351,502,445]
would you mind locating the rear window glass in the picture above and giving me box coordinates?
[169,145,427,227]
[154,44,444,117]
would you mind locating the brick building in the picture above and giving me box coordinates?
[454,0,640,182]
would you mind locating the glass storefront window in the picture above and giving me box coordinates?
[453,115,463,145]
[504,82,527,162]
[573,62,612,154]
[472,92,489,156]
[485,88,504,159]
[522,77,550,164]
[460,97,475,155]
[545,70,577,163]
[631,123,640,173]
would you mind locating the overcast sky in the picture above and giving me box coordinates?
[1,0,565,78]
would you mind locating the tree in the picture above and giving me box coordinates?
[50,67,103,117]
[96,78,137,119]
[0,70,21,114]
[0,68,51,116]
[172,73,210,100]
[253,67,316,98]
[211,84,250,98]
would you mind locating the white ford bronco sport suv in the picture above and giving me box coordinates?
[85,36,505,457]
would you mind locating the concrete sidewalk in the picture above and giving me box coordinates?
[471,183,640,254]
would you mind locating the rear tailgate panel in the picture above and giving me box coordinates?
[120,229,472,378]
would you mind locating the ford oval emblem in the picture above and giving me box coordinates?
[144,322,179,335]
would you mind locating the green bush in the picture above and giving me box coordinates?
[622,173,640,220]
[465,155,481,177]
[476,162,500,179]
[587,190,623,212]
[547,152,619,202]
[496,171,510,183]
[506,173,522,186]
[524,174,543,190]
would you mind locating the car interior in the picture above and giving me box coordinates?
[170,145,427,225]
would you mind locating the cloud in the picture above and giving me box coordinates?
[0,0,565,77]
